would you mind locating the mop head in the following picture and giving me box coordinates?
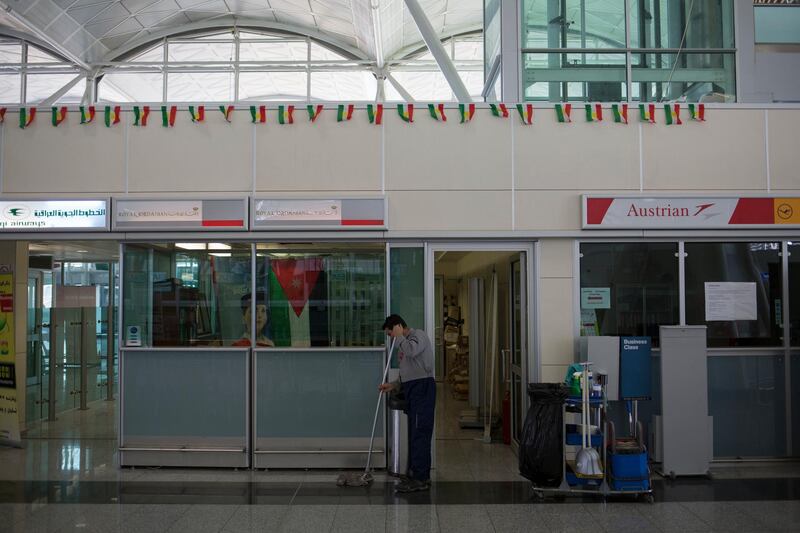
[336,471,374,487]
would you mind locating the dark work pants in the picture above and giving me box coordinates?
[404,377,436,482]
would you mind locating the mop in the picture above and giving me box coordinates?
[337,337,396,487]
[575,363,603,476]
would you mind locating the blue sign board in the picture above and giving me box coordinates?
[619,336,652,400]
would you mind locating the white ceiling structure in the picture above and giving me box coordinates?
[0,0,482,66]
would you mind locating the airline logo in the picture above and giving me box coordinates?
[584,196,800,228]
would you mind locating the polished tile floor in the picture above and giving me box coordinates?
[1,386,799,532]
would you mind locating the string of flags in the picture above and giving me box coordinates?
[0,103,707,129]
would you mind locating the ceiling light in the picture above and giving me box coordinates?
[175,243,206,250]
[209,252,231,257]
[207,243,231,250]
[75,250,88,253]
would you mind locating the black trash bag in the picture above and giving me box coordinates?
[519,383,568,487]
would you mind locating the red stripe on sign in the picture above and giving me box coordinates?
[202,220,244,227]
[341,219,384,226]
[728,198,774,225]
[586,198,614,225]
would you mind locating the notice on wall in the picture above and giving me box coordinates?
[704,282,757,321]
[580,309,599,336]
[581,288,611,309]
[0,266,20,448]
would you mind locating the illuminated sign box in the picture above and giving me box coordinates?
[113,198,248,231]
[252,198,387,230]
[0,199,108,231]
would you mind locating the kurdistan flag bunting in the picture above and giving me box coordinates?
[250,105,266,123]
[133,106,149,126]
[585,104,602,122]
[19,107,36,129]
[516,104,533,125]
[459,103,475,123]
[189,105,205,123]
[555,103,572,123]
[51,106,67,126]
[397,104,413,123]
[367,104,383,124]
[639,104,656,124]
[612,104,628,124]
[220,105,233,122]
[278,105,294,124]
[337,104,354,122]
[307,104,323,122]
[0,108,6,123]
[490,104,509,118]
[428,104,446,122]
[104,105,121,127]
[161,105,177,127]
[664,103,682,125]
[689,103,705,122]
[80,105,96,124]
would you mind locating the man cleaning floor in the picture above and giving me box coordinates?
[379,314,436,493]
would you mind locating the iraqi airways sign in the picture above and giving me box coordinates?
[0,199,108,231]
[583,196,800,229]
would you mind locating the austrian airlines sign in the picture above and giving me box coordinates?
[583,196,800,229]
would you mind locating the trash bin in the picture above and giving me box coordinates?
[387,389,408,477]
[519,383,569,487]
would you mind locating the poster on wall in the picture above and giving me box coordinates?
[581,288,611,309]
[0,266,20,448]
[705,282,757,321]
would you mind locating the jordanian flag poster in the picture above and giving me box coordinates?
[266,257,328,347]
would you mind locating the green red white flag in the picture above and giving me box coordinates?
[161,105,177,127]
[397,104,413,123]
[585,104,602,122]
[219,105,233,123]
[428,104,446,122]
[516,104,533,125]
[612,104,628,124]
[459,103,476,123]
[490,104,509,118]
[639,104,656,124]
[555,103,572,123]
[250,105,266,123]
[19,107,36,129]
[104,105,121,127]
[367,104,383,124]
[688,103,705,122]
[337,104,354,122]
[188,105,205,123]
[133,106,149,126]
[80,105,95,124]
[278,105,294,124]
[51,106,67,127]
[664,103,682,125]
[307,104,323,122]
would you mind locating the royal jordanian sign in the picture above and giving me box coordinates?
[583,196,800,229]
[0,200,108,231]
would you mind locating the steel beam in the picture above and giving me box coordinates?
[402,0,472,102]
[41,74,86,106]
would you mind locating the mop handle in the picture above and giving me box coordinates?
[364,337,396,474]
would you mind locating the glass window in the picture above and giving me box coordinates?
[631,0,735,49]
[580,243,679,345]
[98,72,164,102]
[167,71,235,101]
[256,246,385,347]
[122,243,251,348]
[522,0,627,49]
[25,73,83,103]
[238,71,308,100]
[0,42,22,63]
[310,71,377,101]
[0,74,21,104]
[790,242,800,346]
[685,242,782,347]
[755,5,800,44]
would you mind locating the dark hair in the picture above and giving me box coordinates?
[240,291,268,312]
[382,314,407,330]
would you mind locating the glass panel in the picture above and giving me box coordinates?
[129,45,164,63]
[385,71,453,101]
[579,243,679,346]
[512,261,522,367]
[632,52,736,102]
[631,0,735,49]
[167,72,235,101]
[98,72,163,102]
[0,42,22,63]
[310,71,377,101]
[310,42,348,61]
[390,247,423,367]
[122,244,252,348]
[790,243,800,347]
[27,45,64,63]
[523,52,627,101]
[685,242,782,347]
[755,6,800,44]
[708,355,786,457]
[485,0,501,79]
[522,0,627,49]
[238,71,307,100]
[255,249,385,347]
[167,41,235,63]
[792,352,800,456]
[240,40,308,61]
[25,73,83,104]
[121,349,247,442]
[0,74,21,104]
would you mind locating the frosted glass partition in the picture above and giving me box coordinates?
[254,347,386,468]
[120,347,249,468]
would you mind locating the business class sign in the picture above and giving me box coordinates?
[583,196,800,229]
[0,200,108,231]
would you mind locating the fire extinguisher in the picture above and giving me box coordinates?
[502,390,511,445]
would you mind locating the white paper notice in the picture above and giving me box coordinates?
[704,282,757,321]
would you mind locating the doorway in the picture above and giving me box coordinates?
[427,244,534,480]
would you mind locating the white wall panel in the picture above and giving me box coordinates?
[539,277,575,367]
[539,238,574,279]
[255,111,381,192]
[385,109,512,191]
[515,114,639,191]
[128,112,251,193]
[388,190,512,231]
[2,118,124,193]
[641,109,767,191]
[515,190,582,231]
[768,110,800,191]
